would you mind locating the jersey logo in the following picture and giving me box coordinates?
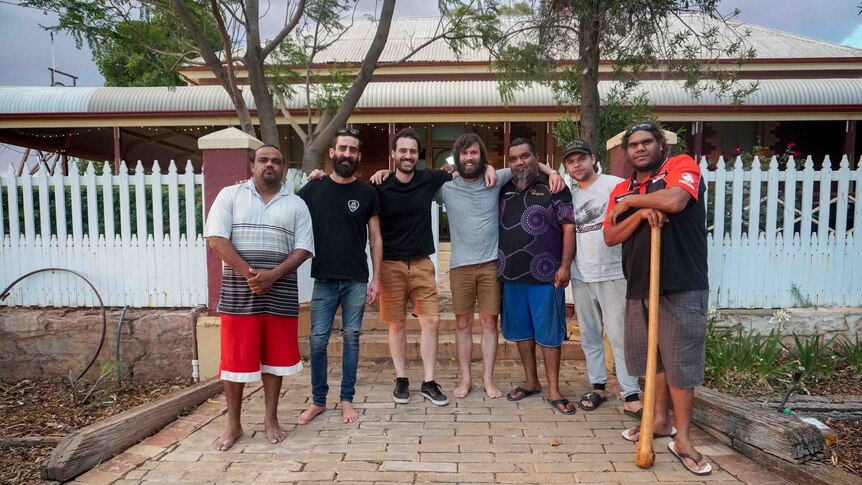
[348,200,360,212]
[679,172,696,189]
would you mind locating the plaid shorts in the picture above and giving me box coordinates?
[624,290,708,389]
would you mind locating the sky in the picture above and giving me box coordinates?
[1,0,860,87]
[0,0,860,168]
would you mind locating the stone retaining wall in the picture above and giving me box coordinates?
[716,307,862,341]
[0,307,205,382]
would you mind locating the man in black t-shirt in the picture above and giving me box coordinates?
[372,128,452,406]
[604,122,711,476]
[297,128,383,425]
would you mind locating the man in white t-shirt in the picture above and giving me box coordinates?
[563,140,642,417]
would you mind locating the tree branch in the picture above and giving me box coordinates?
[263,0,307,58]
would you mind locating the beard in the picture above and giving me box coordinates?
[513,162,539,188]
[395,158,415,175]
[455,157,486,179]
[331,155,358,178]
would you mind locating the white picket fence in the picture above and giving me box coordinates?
[2,156,859,309]
[1,160,206,307]
[702,155,861,308]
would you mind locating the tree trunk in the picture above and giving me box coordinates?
[244,0,278,146]
[299,0,397,173]
[578,5,601,153]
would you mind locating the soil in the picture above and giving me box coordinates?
[0,376,191,485]
[707,362,862,478]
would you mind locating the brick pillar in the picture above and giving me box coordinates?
[198,128,263,315]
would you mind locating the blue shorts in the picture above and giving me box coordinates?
[501,282,567,347]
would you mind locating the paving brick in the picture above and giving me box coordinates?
[534,462,614,473]
[254,470,337,482]
[333,471,415,482]
[303,461,380,472]
[418,471,496,482]
[344,451,419,461]
[573,471,659,482]
[496,472,580,483]
[73,470,124,485]
[380,461,456,472]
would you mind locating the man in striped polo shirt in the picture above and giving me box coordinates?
[205,144,314,451]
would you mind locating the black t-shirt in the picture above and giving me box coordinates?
[375,169,451,261]
[606,155,709,299]
[298,177,380,281]
[498,173,575,284]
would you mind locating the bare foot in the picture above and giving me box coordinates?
[453,379,472,399]
[264,419,287,444]
[297,405,326,425]
[341,401,359,424]
[483,379,502,399]
[212,425,243,451]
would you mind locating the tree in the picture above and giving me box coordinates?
[498,2,533,15]
[24,0,490,172]
[479,0,758,152]
[93,7,221,87]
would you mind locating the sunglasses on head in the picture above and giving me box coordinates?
[624,123,655,136]
[336,127,360,137]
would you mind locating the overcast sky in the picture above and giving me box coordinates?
[1,0,860,87]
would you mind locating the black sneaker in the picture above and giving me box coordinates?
[393,377,410,404]
[420,380,449,406]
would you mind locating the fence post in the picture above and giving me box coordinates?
[198,128,263,315]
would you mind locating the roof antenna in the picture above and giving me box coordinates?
[48,32,79,87]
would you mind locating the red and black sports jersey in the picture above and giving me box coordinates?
[604,154,708,299]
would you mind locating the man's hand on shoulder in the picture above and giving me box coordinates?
[307,169,326,181]
[548,172,566,194]
[370,169,392,185]
[484,164,496,187]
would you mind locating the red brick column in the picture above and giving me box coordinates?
[198,128,263,315]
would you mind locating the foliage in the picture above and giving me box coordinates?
[498,2,533,15]
[730,139,804,171]
[790,283,816,309]
[475,0,758,152]
[92,6,222,87]
[786,333,838,383]
[834,333,862,377]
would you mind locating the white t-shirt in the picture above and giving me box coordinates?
[570,174,624,283]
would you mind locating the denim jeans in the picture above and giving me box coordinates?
[310,279,367,406]
[572,278,641,398]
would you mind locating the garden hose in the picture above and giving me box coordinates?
[0,268,107,382]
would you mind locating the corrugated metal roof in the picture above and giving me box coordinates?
[1,79,860,116]
[270,14,862,64]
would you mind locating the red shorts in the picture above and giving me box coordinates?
[218,313,303,383]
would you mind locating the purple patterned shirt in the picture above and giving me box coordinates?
[498,173,575,285]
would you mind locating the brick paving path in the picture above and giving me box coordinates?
[70,360,786,484]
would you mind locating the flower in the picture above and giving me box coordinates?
[732,146,743,157]
[787,142,796,150]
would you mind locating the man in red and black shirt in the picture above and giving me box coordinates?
[604,123,712,476]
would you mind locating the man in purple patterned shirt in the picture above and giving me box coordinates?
[498,138,577,415]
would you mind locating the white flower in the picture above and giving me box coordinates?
[769,309,791,323]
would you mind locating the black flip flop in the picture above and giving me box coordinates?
[506,386,541,402]
[546,398,577,415]
[577,391,607,411]
[623,408,643,419]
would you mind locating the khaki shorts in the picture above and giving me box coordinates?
[450,261,501,315]
[380,257,439,322]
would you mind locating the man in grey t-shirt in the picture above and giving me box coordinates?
[441,133,564,399]
[563,140,642,417]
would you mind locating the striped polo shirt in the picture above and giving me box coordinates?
[204,180,315,317]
